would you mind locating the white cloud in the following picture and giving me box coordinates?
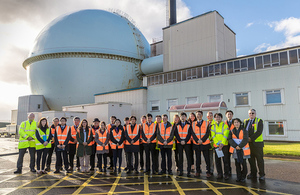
[246,22,254,28]
[254,17,300,53]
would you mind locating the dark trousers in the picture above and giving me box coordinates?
[68,144,77,169]
[55,150,69,171]
[227,144,232,174]
[108,145,113,167]
[127,152,138,171]
[190,143,194,166]
[195,148,210,173]
[235,159,247,180]
[113,148,123,169]
[215,145,230,176]
[97,153,107,169]
[177,144,192,173]
[139,143,144,169]
[174,143,179,169]
[154,147,159,172]
[46,143,55,168]
[17,147,36,170]
[160,148,172,173]
[90,143,96,169]
[36,148,49,170]
[143,143,157,172]
[249,146,265,177]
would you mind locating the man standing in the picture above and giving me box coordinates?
[225,110,234,176]
[157,114,174,175]
[245,109,265,181]
[207,111,215,175]
[141,114,157,174]
[45,118,60,172]
[14,113,37,174]
[174,112,192,176]
[107,116,116,170]
[139,115,146,171]
[90,118,100,171]
[68,116,80,172]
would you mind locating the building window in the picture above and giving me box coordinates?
[150,100,160,111]
[263,55,271,68]
[186,68,197,80]
[37,104,41,109]
[235,92,249,106]
[279,51,288,65]
[167,99,178,110]
[208,94,223,102]
[186,97,198,104]
[268,121,285,136]
[255,56,263,69]
[265,89,283,104]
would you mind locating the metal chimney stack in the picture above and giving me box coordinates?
[169,0,177,25]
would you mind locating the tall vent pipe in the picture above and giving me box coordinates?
[169,0,177,25]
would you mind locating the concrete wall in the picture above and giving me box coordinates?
[146,63,300,141]
[151,41,163,57]
[163,11,236,72]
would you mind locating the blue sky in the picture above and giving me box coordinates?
[0,0,300,120]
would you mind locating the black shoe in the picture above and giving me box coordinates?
[99,169,103,172]
[118,168,121,172]
[45,167,50,172]
[135,170,139,174]
[168,171,173,175]
[103,168,107,172]
[77,167,80,171]
[66,170,72,173]
[178,172,183,176]
[259,176,265,181]
[140,168,144,171]
[124,167,128,171]
[158,171,166,175]
[107,165,113,170]
[152,171,157,175]
[14,169,22,174]
[187,172,191,177]
[54,170,60,173]
[31,169,36,173]
[247,174,257,179]
[224,175,229,180]
[60,167,63,171]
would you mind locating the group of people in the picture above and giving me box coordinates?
[14,108,265,182]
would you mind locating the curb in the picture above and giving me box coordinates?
[0,152,25,157]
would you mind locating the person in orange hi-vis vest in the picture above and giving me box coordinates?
[191,111,211,178]
[157,114,174,175]
[95,121,109,172]
[172,114,180,172]
[54,117,71,173]
[225,110,234,177]
[188,112,197,173]
[123,117,130,171]
[174,112,192,177]
[106,116,116,170]
[139,115,146,172]
[228,118,250,182]
[89,118,99,172]
[67,116,80,172]
[110,119,125,173]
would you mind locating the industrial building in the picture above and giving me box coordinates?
[10,1,300,141]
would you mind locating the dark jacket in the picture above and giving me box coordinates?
[244,117,264,147]
[76,127,93,157]
[191,120,210,150]
[141,122,157,144]
[157,121,174,149]
[124,123,141,153]
[110,125,125,148]
[228,127,248,149]
[174,121,192,145]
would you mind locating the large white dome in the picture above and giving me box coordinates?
[23,9,150,110]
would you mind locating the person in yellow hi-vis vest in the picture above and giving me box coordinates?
[206,111,215,175]
[210,113,230,180]
[14,113,37,174]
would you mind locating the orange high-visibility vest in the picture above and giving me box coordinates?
[110,128,124,149]
[56,125,70,145]
[106,124,114,134]
[224,120,234,131]
[96,130,109,151]
[69,126,78,144]
[158,123,173,146]
[177,124,191,144]
[229,130,250,156]
[142,123,156,144]
[89,127,97,145]
[192,121,210,145]
[139,123,145,145]
[125,124,139,145]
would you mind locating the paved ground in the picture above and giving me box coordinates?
[0,138,299,195]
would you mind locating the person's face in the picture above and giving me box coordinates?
[41,119,47,127]
[141,117,146,123]
[28,113,35,121]
[196,112,203,120]
[156,117,161,123]
[124,120,130,125]
[180,115,187,122]
[234,120,241,129]
[226,112,233,120]
[163,116,168,123]
[100,123,105,129]
[93,121,99,127]
[53,119,59,127]
[174,117,180,124]
[110,117,116,124]
[115,120,121,127]
[82,121,87,128]
[249,110,256,119]
[60,119,66,126]
[190,114,195,121]
[207,112,213,121]
[214,115,222,123]
[147,116,152,123]
[131,118,136,125]
[74,119,80,126]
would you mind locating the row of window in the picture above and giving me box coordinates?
[147,48,300,86]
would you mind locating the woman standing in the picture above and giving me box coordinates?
[228,118,250,182]
[95,121,109,172]
[188,112,197,172]
[76,119,93,173]
[172,114,180,172]
[35,117,52,174]
[110,119,125,173]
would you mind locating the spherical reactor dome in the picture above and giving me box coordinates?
[23,9,150,110]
